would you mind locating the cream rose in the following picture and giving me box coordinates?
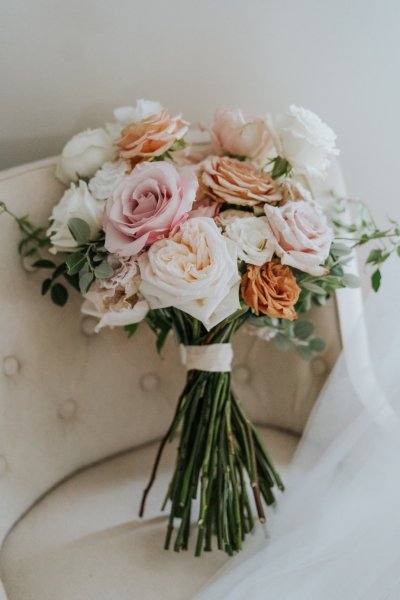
[138,217,240,330]
[264,199,333,276]
[81,258,149,331]
[267,105,339,178]
[47,181,104,254]
[56,128,115,184]
[224,216,275,266]
[211,108,272,161]
[88,160,129,201]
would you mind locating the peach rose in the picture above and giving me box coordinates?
[211,108,273,161]
[241,261,300,320]
[201,156,280,207]
[115,110,188,164]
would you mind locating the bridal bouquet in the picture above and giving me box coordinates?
[2,99,399,556]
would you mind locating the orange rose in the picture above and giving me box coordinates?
[241,260,300,320]
[201,156,280,207]
[115,110,188,164]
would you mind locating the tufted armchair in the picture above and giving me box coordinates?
[0,158,354,599]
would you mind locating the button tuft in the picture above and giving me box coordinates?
[311,357,328,375]
[81,317,98,336]
[234,365,251,384]
[58,399,77,421]
[140,373,160,392]
[3,356,20,377]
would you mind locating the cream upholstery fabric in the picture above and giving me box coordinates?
[0,428,297,600]
[0,158,345,599]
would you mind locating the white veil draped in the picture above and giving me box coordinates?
[194,255,400,600]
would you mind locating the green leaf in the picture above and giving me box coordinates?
[295,345,312,361]
[293,320,315,340]
[301,281,326,295]
[32,259,56,269]
[331,243,352,257]
[79,271,94,294]
[146,310,172,354]
[124,323,139,338]
[271,156,291,180]
[50,283,68,306]
[41,278,52,295]
[66,252,87,275]
[341,273,361,288]
[397,246,400,258]
[371,269,381,292]
[309,337,326,353]
[366,248,383,265]
[94,260,114,279]
[68,218,91,244]
[273,333,293,352]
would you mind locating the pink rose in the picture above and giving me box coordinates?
[264,200,333,276]
[104,161,198,256]
[211,108,273,161]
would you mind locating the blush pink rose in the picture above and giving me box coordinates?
[211,108,273,161]
[104,161,198,257]
[264,200,333,276]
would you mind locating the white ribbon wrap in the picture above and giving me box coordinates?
[179,343,233,372]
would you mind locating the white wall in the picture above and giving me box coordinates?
[1,0,399,221]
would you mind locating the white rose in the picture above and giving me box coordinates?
[81,258,149,332]
[88,160,128,201]
[47,181,104,254]
[224,216,275,266]
[267,105,339,178]
[56,128,115,184]
[138,217,240,330]
[107,99,163,140]
[264,199,333,276]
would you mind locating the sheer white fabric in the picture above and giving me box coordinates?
[195,255,400,600]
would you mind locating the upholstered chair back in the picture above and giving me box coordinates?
[0,158,344,551]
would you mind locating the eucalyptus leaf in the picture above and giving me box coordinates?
[342,273,361,288]
[94,261,114,279]
[66,252,87,275]
[293,320,315,340]
[301,281,326,295]
[50,283,68,306]
[41,278,52,295]
[295,345,312,361]
[79,271,94,294]
[309,337,326,353]
[272,333,293,352]
[68,218,91,245]
[32,259,56,269]
[331,243,352,257]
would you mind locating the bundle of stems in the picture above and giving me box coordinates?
[139,308,284,556]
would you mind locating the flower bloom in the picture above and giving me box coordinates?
[201,156,280,207]
[224,216,275,266]
[241,261,300,320]
[138,217,240,330]
[211,107,272,161]
[267,105,339,178]
[115,110,188,164]
[47,181,104,254]
[56,128,115,184]
[264,199,333,276]
[104,161,197,257]
[89,160,129,201]
[81,258,149,331]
